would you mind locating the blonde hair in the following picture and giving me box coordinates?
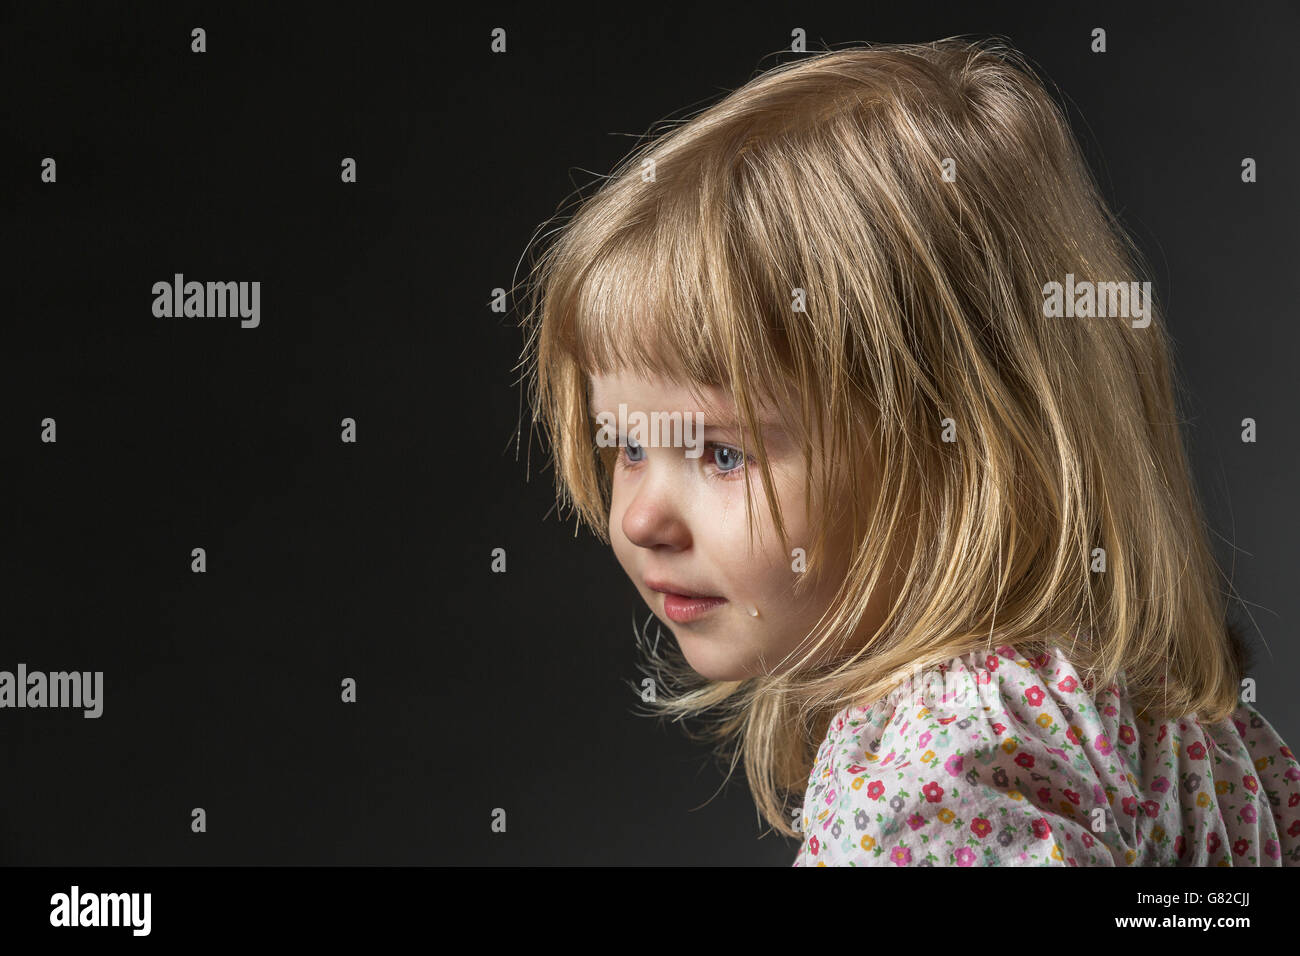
[515,37,1247,839]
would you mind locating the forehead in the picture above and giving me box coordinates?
[588,370,723,414]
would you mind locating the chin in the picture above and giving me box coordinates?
[675,642,752,682]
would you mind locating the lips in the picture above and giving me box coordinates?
[660,592,728,623]
[644,578,728,623]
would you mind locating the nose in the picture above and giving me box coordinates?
[620,462,692,552]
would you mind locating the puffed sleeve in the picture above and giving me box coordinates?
[794,647,1113,866]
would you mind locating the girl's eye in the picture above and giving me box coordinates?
[613,438,753,478]
[710,443,745,474]
[706,442,753,479]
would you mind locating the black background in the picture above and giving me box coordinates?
[2,1,1297,865]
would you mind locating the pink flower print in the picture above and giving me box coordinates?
[993,722,1006,735]
[890,846,912,866]
[1265,839,1281,860]
[1186,741,1206,760]
[996,644,1015,658]
[976,669,991,685]
[944,753,964,776]
[1063,789,1081,805]
[922,781,945,803]
[809,835,820,856]
[1032,652,1050,669]
[1122,796,1139,817]
[1243,775,1258,794]
[1142,800,1159,818]
[1285,766,1300,783]
[1156,724,1167,743]
[1241,804,1257,824]
[1151,775,1170,794]
[1118,725,1136,745]
[954,847,976,866]
[1015,752,1035,769]
[907,813,926,831]
[1232,838,1250,857]
[918,731,932,748]
[1207,832,1222,855]
[1082,832,1095,848]
[1094,734,1113,755]
[1057,675,1078,693]
[986,655,1000,672]
[1025,686,1045,707]
[1031,818,1052,840]
[971,817,993,838]
[1174,835,1186,858]
[867,781,885,800]
[1037,787,1052,803]
[1102,703,1118,717]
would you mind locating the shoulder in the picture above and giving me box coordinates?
[794,642,1110,866]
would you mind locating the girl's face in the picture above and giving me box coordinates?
[589,370,879,680]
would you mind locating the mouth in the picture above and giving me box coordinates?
[645,578,728,623]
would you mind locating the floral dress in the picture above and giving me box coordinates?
[793,642,1300,865]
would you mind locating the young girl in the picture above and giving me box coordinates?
[515,38,1300,865]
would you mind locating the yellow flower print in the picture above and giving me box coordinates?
[1197,791,1212,808]
[922,750,936,764]
[1007,790,1023,801]
[1058,800,1075,816]
[938,808,955,823]
[852,777,865,790]
[1215,780,1230,795]
[918,707,930,719]
[1002,739,1018,754]
[1051,843,1064,861]
[1151,825,1165,842]
[860,834,876,852]
[1036,713,1053,728]
[1255,756,1269,772]
[1125,849,1137,865]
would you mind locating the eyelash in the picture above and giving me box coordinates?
[613,440,754,481]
